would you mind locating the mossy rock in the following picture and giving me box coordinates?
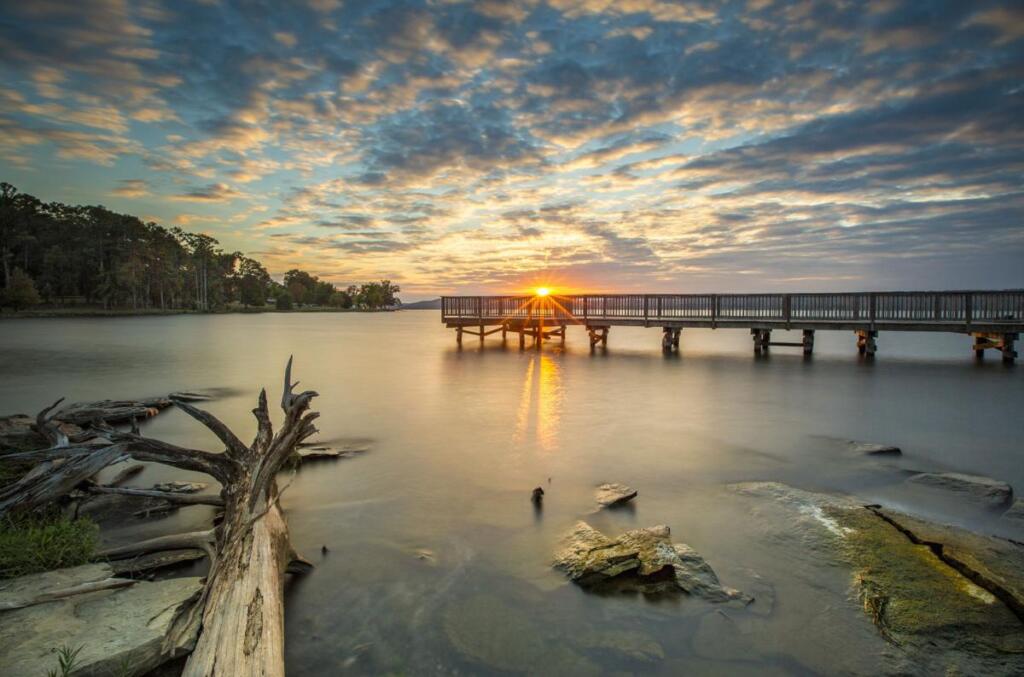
[830,505,1024,657]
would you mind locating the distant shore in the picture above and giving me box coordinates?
[0,306,410,320]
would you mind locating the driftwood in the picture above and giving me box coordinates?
[0,576,136,611]
[85,485,225,507]
[87,358,319,676]
[0,400,127,516]
[1,363,315,674]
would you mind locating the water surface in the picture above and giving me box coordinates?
[1,312,1020,674]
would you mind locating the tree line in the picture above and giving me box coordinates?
[0,183,400,312]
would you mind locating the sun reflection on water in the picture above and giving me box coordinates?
[513,354,563,453]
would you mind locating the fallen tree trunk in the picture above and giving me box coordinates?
[93,357,318,676]
[2,361,316,674]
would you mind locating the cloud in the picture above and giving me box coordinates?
[111,178,149,197]
[170,182,243,203]
[1,0,1022,293]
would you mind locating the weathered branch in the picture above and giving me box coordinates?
[97,529,218,561]
[171,397,250,459]
[0,446,125,516]
[0,577,136,611]
[34,397,69,448]
[86,485,225,507]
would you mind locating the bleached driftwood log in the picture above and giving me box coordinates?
[1,360,316,675]
[93,358,318,676]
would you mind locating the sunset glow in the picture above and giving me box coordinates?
[1,1,1022,301]
[536,287,551,297]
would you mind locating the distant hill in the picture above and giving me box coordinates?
[400,298,442,310]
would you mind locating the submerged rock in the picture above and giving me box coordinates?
[442,594,548,672]
[553,521,750,603]
[0,564,201,676]
[594,482,638,508]
[907,472,1013,509]
[846,440,901,456]
[573,629,665,663]
[733,481,1024,672]
[1002,499,1024,526]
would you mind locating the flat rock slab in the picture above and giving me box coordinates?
[846,440,901,456]
[733,481,1024,673]
[907,472,1014,509]
[0,564,201,677]
[553,521,750,603]
[594,482,638,507]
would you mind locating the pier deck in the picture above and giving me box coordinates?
[441,291,1024,361]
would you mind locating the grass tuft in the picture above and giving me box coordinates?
[0,511,98,579]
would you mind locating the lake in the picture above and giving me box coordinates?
[1,311,1021,675]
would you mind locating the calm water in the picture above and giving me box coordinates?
[1,312,1021,675]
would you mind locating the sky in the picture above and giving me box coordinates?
[1,0,1023,299]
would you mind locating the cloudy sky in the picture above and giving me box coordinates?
[2,0,1023,298]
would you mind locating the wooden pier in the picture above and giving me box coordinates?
[441,291,1024,362]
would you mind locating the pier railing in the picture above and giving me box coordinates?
[441,291,1024,327]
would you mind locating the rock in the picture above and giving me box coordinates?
[0,564,201,677]
[846,440,901,456]
[871,507,1024,619]
[594,482,637,508]
[553,521,750,603]
[692,609,755,661]
[573,629,665,663]
[1002,499,1024,525]
[907,472,1013,509]
[443,594,548,671]
[733,481,1024,672]
[151,481,206,493]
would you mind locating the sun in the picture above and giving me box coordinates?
[535,287,551,297]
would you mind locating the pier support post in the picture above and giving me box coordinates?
[479,324,485,343]
[456,326,463,346]
[502,324,507,342]
[560,325,566,346]
[802,329,815,356]
[587,326,609,349]
[971,332,1018,363]
[856,330,877,356]
[751,328,771,354]
[662,327,681,352]
[519,328,525,350]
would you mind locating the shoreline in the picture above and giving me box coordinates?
[0,306,406,320]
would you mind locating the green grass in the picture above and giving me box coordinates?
[0,511,98,579]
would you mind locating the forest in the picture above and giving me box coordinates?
[0,183,399,312]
